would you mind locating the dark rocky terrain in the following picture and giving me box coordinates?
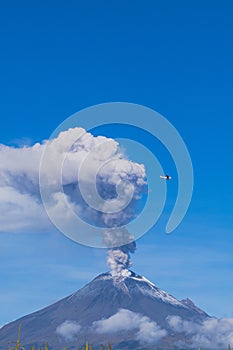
[0,271,209,349]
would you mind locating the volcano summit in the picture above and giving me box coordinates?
[0,270,210,350]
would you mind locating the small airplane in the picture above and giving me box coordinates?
[160,174,172,180]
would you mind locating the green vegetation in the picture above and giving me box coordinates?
[6,325,113,350]
[5,325,232,350]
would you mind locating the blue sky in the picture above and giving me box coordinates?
[0,0,232,326]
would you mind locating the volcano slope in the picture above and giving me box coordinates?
[0,271,209,349]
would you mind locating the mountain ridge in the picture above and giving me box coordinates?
[0,270,209,349]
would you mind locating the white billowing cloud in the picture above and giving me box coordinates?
[0,186,49,232]
[0,128,146,235]
[93,309,135,333]
[136,317,167,344]
[56,320,81,341]
[167,315,233,349]
[93,308,167,344]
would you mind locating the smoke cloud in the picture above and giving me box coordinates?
[104,227,136,277]
[0,128,145,235]
[0,128,146,270]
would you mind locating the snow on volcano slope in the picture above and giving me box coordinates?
[0,271,209,350]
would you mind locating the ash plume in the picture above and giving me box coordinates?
[104,227,136,277]
[0,128,146,258]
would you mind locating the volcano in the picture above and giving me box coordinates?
[0,271,209,349]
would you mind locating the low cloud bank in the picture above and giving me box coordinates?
[55,310,233,348]
[93,308,167,344]
[167,315,233,349]
[56,320,81,341]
